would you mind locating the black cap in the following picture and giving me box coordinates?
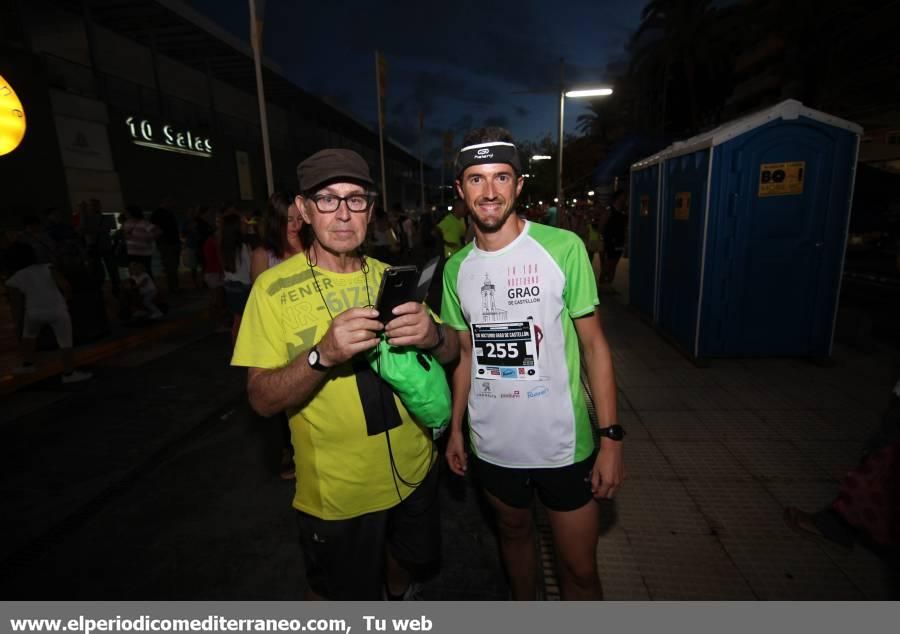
[297,149,375,194]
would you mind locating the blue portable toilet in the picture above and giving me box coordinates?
[629,100,862,360]
[628,155,663,321]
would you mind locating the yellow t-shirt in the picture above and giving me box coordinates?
[231,255,433,520]
[437,213,466,257]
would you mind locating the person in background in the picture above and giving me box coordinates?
[202,211,227,332]
[369,207,399,264]
[391,203,416,262]
[784,379,900,555]
[194,206,214,276]
[239,208,261,247]
[221,214,252,342]
[600,190,628,286]
[16,214,56,265]
[79,199,120,297]
[123,205,158,276]
[435,199,468,259]
[180,207,203,289]
[111,212,129,272]
[418,208,437,256]
[151,202,181,294]
[250,191,309,481]
[251,192,307,283]
[126,260,163,320]
[4,242,92,383]
[544,202,558,227]
[43,207,79,247]
[584,203,605,285]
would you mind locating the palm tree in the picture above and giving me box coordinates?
[628,0,738,135]
[740,0,877,113]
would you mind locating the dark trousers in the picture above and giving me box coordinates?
[158,242,181,293]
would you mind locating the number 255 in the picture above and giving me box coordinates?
[485,342,518,359]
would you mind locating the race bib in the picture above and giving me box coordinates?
[472,320,540,381]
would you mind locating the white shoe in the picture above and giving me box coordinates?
[12,365,37,375]
[62,370,92,384]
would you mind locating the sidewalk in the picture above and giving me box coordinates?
[0,280,211,396]
[583,259,898,599]
[1,258,896,599]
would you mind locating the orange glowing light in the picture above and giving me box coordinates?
[0,75,27,156]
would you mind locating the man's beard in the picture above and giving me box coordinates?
[468,195,518,234]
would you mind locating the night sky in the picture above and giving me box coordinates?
[187,0,645,166]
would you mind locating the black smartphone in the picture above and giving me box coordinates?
[375,265,420,323]
[374,257,441,323]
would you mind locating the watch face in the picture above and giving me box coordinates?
[602,425,625,441]
[308,349,319,365]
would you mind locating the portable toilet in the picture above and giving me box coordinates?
[629,100,861,361]
[628,155,664,321]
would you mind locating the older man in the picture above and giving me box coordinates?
[232,149,458,600]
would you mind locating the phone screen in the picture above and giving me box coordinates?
[415,256,440,302]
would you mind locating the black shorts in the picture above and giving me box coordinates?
[473,452,597,512]
[295,465,441,600]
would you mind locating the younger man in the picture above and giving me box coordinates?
[442,128,624,600]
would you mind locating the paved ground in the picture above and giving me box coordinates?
[1,259,897,600]
[0,326,507,600]
[586,262,898,600]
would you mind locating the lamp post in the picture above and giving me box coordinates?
[556,87,613,212]
[528,154,551,204]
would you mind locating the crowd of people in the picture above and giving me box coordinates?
[0,197,309,380]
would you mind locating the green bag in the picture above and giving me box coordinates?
[366,336,451,434]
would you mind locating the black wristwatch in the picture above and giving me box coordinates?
[597,424,626,441]
[307,346,330,372]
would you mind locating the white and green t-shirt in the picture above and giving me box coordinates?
[441,221,599,468]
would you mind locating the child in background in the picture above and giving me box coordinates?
[4,242,92,383]
[128,260,163,319]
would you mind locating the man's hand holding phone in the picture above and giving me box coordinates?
[376,258,440,348]
[384,302,439,348]
[316,307,383,367]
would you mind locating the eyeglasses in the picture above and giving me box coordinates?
[308,193,377,213]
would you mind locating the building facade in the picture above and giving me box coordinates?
[0,0,420,224]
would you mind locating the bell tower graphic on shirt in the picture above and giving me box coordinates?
[480,273,507,322]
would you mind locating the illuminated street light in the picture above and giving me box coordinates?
[531,155,552,161]
[564,88,613,98]
[558,84,613,208]
[588,190,595,196]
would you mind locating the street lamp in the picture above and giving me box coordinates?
[527,154,553,203]
[557,86,613,210]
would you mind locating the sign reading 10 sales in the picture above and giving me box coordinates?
[126,116,212,158]
[758,161,805,197]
